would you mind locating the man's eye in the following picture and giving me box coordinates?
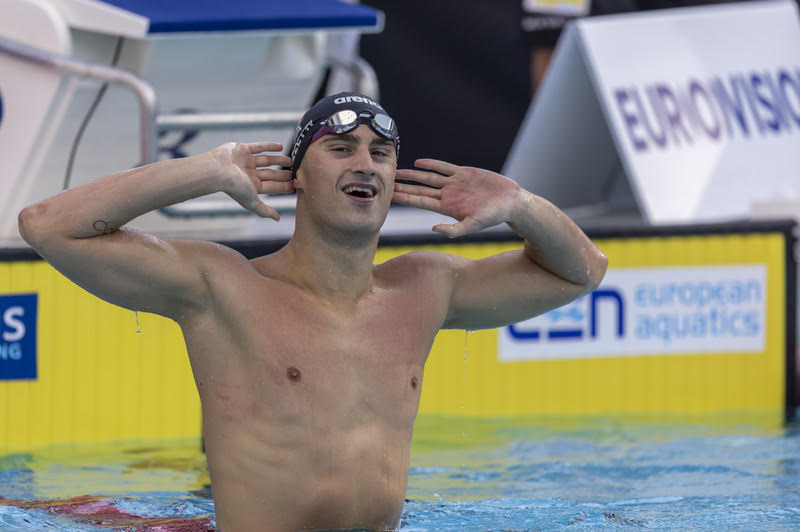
[372,150,390,157]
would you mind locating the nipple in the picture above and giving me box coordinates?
[410,376,418,389]
[286,366,301,382]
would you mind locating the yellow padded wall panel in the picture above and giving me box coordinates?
[375,232,788,421]
[0,226,793,451]
[0,261,199,453]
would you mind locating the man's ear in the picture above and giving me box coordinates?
[293,167,305,190]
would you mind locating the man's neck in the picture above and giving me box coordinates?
[275,225,379,303]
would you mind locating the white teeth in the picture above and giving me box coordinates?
[343,185,375,198]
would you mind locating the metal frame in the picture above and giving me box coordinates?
[0,34,380,218]
[0,35,157,166]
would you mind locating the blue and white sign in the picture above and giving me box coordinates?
[504,0,800,225]
[499,265,766,361]
[583,1,800,223]
[0,294,37,380]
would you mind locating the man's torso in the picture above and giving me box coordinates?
[178,249,451,531]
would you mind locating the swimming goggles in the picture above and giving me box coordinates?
[310,109,399,149]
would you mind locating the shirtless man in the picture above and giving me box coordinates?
[18,92,607,531]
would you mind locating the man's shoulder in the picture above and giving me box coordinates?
[168,238,251,273]
[375,249,467,279]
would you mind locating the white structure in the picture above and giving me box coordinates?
[504,0,800,225]
[1,0,445,246]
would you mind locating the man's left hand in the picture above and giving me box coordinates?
[393,159,522,238]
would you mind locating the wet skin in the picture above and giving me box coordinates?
[184,127,439,530]
[182,247,450,531]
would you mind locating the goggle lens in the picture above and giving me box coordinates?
[324,110,398,142]
[327,110,359,132]
[371,113,396,139]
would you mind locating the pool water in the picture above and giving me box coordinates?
[1,414,799,531]
[405,415,800,530]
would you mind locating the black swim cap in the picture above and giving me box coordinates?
[290,91,399,178]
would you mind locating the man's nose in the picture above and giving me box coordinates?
[351,144,376,176]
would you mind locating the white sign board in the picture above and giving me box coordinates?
[504,0,800,224]
[499,265,767,361]
[0,1,73,242]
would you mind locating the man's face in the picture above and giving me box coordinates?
[295,124,397,234]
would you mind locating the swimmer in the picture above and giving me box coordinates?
[18,92,607,531]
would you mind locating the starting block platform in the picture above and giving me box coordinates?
[0,0,388,244]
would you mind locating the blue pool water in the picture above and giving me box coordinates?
[1,415,799,531]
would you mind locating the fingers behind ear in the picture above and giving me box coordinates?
[248,142,283,154]
[255,155,293,168]
[259,181,296,195]
[415,158,458,176]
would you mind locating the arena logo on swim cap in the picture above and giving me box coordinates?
[333,95,383,109]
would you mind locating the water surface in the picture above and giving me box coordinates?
[1,415,798,530]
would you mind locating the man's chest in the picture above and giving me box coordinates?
[219,280,445,366]
[191,285,435,426]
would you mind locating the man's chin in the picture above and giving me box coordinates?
[348,215,389,239]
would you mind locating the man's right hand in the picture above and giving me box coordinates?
[19,139,295,319]
[215,142,295,220]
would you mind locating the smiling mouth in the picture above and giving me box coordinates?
[342,184,377,199]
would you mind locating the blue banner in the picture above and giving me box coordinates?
[0,294,37,380]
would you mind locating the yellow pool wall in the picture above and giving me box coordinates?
[0,228,793,452]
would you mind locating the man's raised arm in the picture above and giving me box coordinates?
[18,142,293,319]
[392,159,607,330]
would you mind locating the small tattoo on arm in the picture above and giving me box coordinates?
[92,219,115,234]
